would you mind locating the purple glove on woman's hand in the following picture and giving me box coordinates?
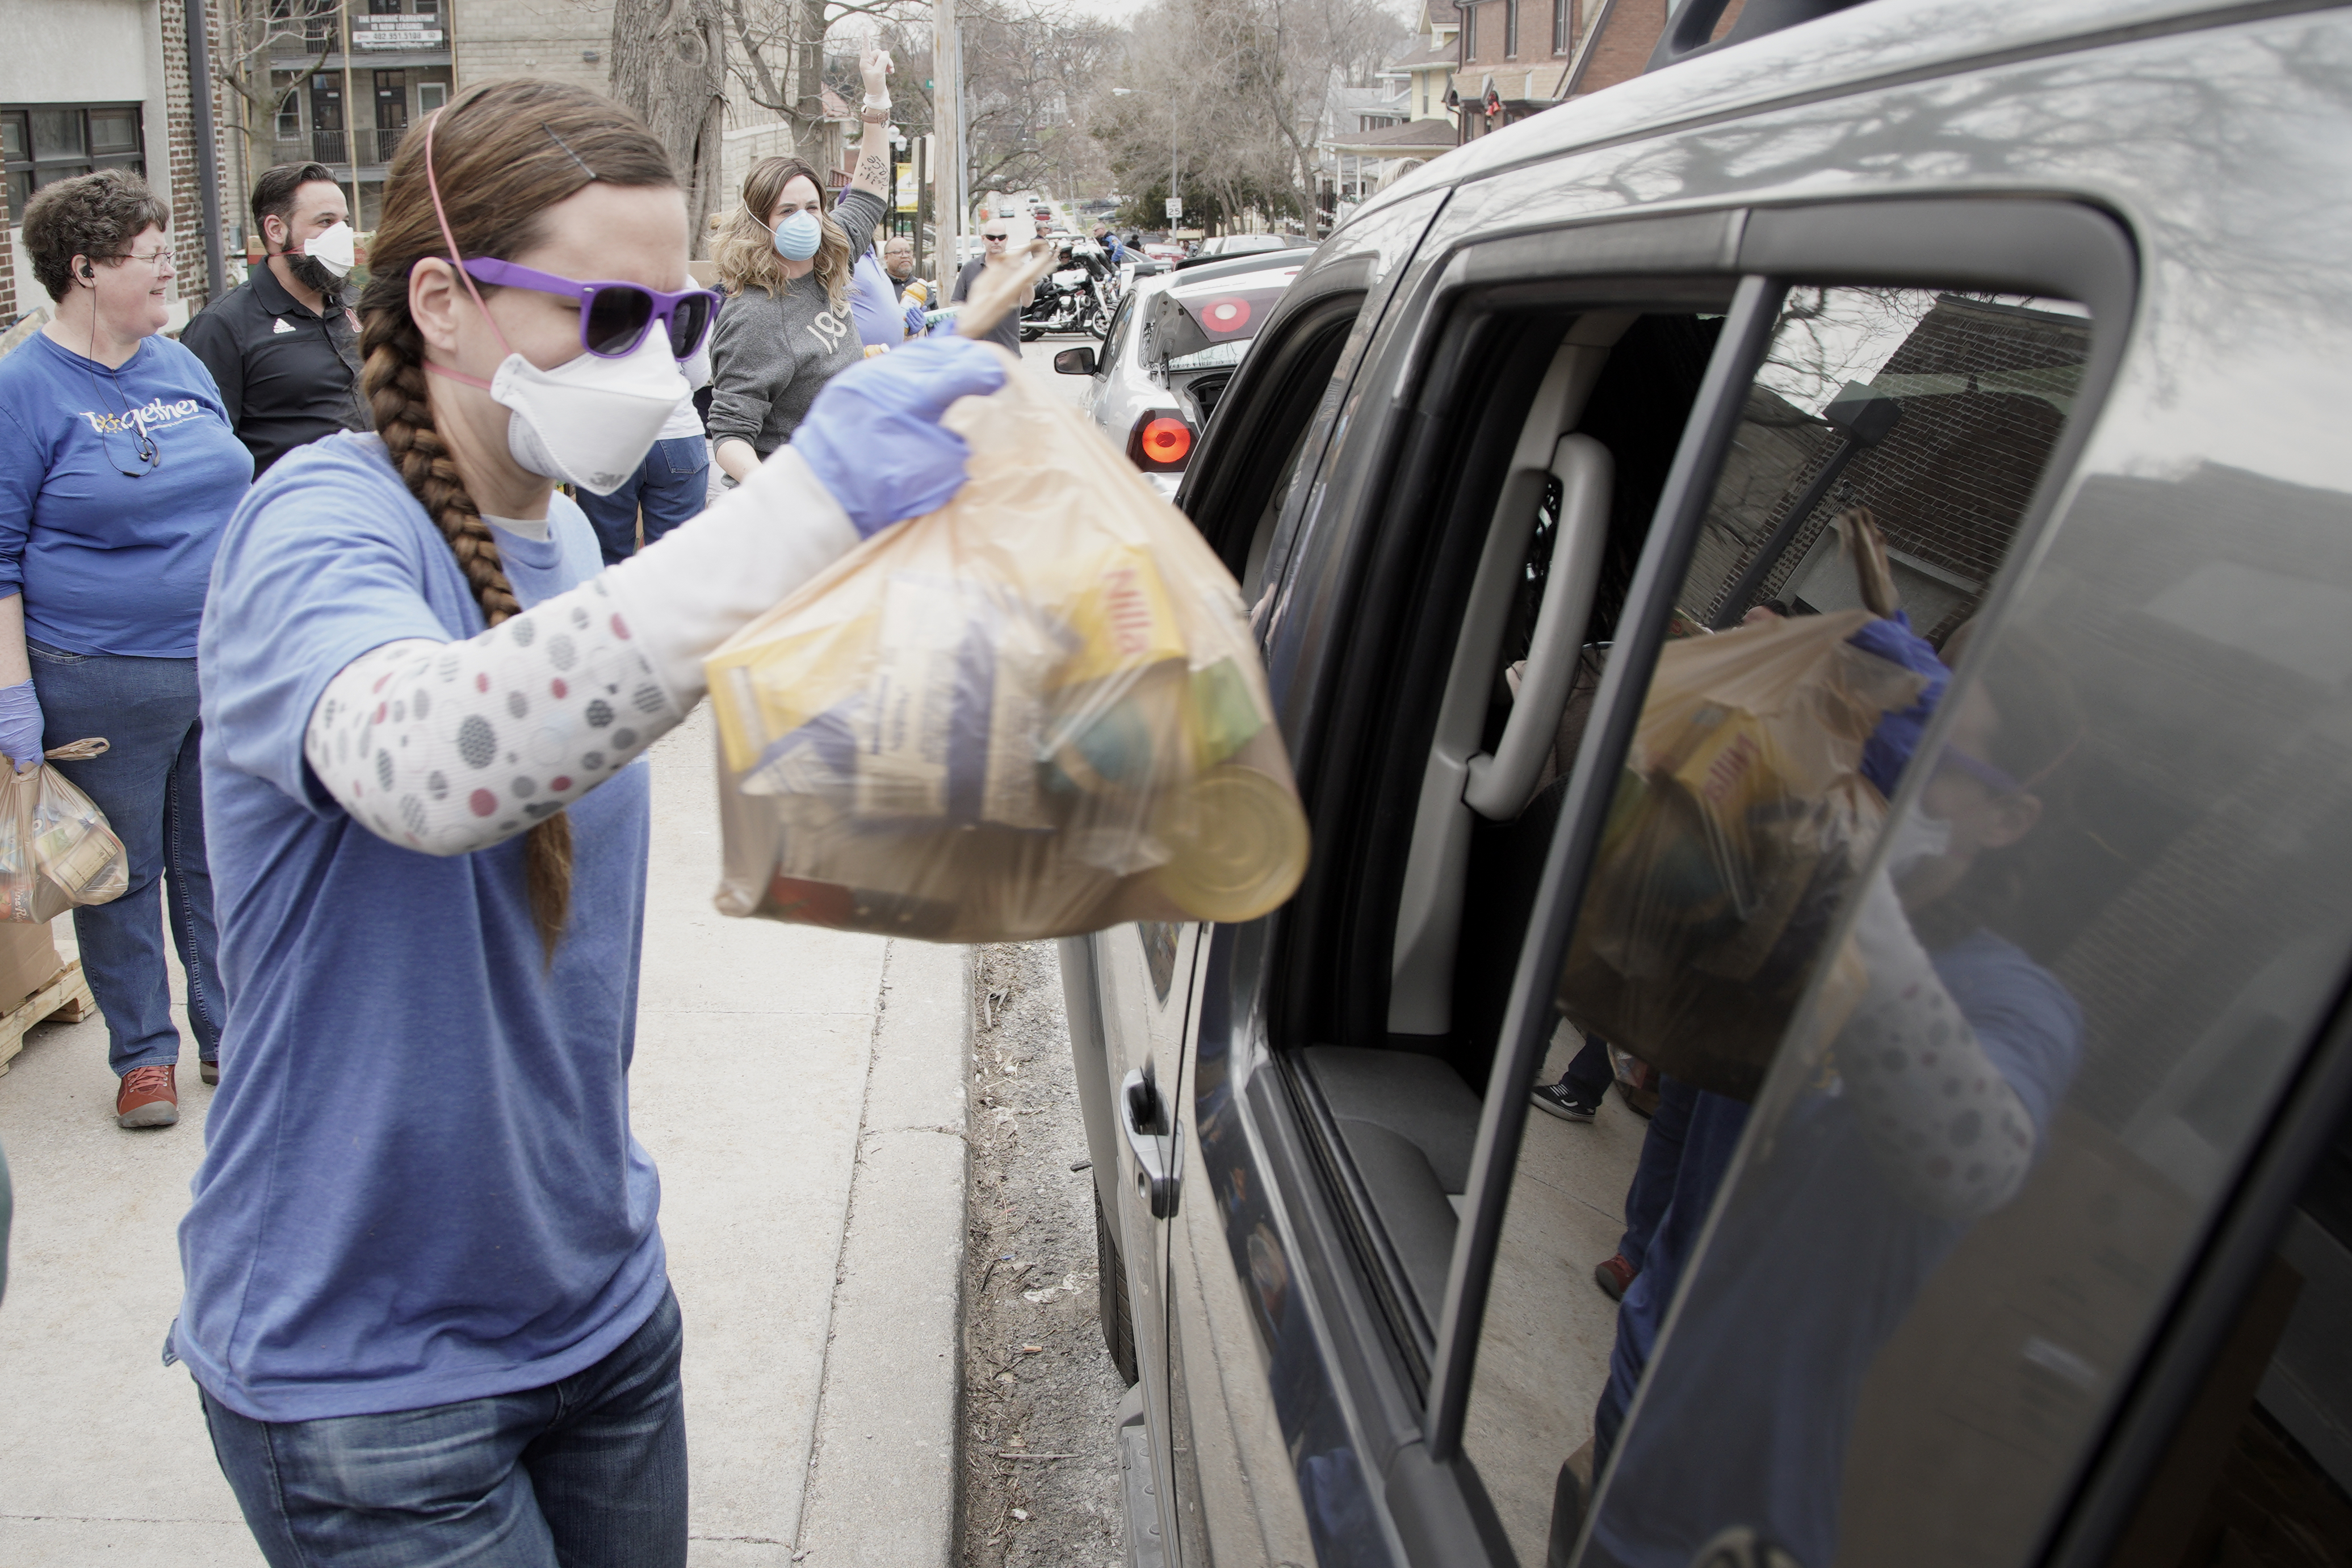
[791,337,1008,536]
[0,680,44,773]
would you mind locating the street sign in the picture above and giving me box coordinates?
[1165,197,1183,219]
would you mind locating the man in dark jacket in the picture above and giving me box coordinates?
[181,163,370,476]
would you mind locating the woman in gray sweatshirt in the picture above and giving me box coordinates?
[708,48,898,483]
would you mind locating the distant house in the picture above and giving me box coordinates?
[1385,0,1462,127]
[1318,118,1460,218]
[1453,0,1751,142]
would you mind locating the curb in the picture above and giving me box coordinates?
[794,941,974,1565]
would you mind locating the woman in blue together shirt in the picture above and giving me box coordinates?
[179,81,1000,1565]
[0,170,251,1128]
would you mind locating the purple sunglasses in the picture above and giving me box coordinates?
[462,257,721,360]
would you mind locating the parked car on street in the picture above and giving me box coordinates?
[1177,232,1317,270]
[1054,253,1303,498]
[1061,1,2352,1566]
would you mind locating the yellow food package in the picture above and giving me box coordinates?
[706,353,1309,942]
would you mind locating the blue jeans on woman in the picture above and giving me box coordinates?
[26,644,221,1075]
[199,1285,689,1567]
[573,437,711,565]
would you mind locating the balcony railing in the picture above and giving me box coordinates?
[272,125,408,168]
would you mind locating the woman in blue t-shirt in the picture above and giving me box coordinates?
[179,81,1001,1566]
[0,170,253,1129]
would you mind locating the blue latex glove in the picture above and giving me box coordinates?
[903,299,928,337]
[1847,611,1948,798]
[793,337,1008,536]
[0,680,41,773]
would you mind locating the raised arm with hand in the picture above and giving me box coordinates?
[1834,871,2037,1221]
[851,46,894,200]
[303,337,1005,856]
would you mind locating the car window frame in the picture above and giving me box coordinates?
[1422,199,2139,1466]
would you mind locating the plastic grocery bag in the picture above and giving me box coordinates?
[0,739,131,923]
[1554,610,1925,1100]
[706,354,1309,941]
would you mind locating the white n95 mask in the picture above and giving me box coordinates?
[488,328,689,496]
[1883,803,1954,880]
[304,221,357,278]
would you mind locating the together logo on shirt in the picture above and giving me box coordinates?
[77,396,204,438]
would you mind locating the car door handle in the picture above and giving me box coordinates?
[1120,1068,1183,1219]
[1464,433,1613,820]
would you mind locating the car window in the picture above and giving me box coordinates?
[1282,300,1738,1360]
[1100,293,1137,379]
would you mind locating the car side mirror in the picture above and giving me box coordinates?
[1054,346,1097,376]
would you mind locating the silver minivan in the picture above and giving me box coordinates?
[1060,1,2352,1565]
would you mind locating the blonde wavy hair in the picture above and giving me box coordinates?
[712,156,853,313]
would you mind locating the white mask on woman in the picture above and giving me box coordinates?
[488,328,689,496]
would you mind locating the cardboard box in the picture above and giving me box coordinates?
[0,920,64,1014]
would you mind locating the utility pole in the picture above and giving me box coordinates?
[338,0,362,224]
[183,0,227,300]
[931,0,961,290]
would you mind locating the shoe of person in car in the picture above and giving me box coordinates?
[1531,1082,1600,1122]
[116,1064,179,1129]
[1594,1253,1635,1301]
[200,1058,219,1087]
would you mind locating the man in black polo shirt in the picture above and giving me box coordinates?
[182,163,371,476]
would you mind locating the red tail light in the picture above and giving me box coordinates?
[1129,414,1194,472]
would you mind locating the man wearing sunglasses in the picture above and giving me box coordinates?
[949,221,1035,354]
[182,163,371,477]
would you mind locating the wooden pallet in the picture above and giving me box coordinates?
[0,959,97,1078]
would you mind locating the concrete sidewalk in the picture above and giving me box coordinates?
[0,700,972,1566]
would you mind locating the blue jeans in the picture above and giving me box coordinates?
[1559,1033,1615,1108]
[200,1285,689,1567]
[26,644,221,1075]
[573,437,710,565]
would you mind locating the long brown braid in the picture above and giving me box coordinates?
[356,79,676,957]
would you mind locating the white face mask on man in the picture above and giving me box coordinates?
[299,220,357,278]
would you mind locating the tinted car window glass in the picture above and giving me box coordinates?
[1100,292,1135,378]
[1455,286,2098,1568]
[2089,1104,2352,1568]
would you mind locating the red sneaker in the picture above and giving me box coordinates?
[1594,1253,1635,1302]
[116,1064,179,1129]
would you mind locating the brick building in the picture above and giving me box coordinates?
[5,0,238,328]
[257,0,460,230]
[1688,295,2092,646]
[1452,0,1747,141]
[452,0,826,230]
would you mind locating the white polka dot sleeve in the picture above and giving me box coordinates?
[1834,874,2037,1221]
[303,446,861,856]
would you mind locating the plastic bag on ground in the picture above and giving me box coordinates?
[0,739,131,923]
[706,352,1308,941]
[1555,610,1925,1100]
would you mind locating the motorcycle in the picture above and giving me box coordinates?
[1018,242,1116,342]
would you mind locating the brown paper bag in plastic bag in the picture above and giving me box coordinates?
[705,354,1309,941]
[1555,611,1924,1100]
[0,739,131,923]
